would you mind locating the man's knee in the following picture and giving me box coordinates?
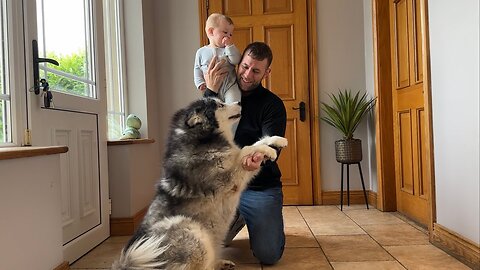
[252,243,284,265]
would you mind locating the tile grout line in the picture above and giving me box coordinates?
[340,206,410,269]
[296,206,337,269]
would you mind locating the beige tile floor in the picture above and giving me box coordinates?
[71,205,472,270]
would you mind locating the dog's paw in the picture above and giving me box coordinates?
[256,145,278,161]
[216,259,235,270]
[254,136,288,149]
[268,136,288,148]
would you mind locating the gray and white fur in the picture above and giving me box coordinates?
[111,98,287,270]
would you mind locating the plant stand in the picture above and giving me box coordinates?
[339,162,369,211]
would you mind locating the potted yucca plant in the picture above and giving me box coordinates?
[321,89,376,163]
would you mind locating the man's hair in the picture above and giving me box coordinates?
[242,42,273,67]
[205,13,234,33]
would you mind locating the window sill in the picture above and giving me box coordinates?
[107,138,155,146]
[0,146,68,161]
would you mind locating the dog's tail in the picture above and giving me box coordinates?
[111,235,170,270]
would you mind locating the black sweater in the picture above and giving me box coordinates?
[205,85,287,190]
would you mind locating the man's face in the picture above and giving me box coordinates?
[236,53,271,92]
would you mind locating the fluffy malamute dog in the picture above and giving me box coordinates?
[112,98,287,270]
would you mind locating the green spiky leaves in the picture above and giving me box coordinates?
[320,89,376,140]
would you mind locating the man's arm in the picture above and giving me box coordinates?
[262,97,287,138]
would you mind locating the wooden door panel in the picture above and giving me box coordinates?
[204,0,313,205]
[393,0,410,89]
[222,0,252,16]
[398,111,414,195]
[265,26,293,99]
[235,27,253,53]
[264,0,293,14]
[417,108,428,198]
[414,0,423,82]
[277,119,296,185]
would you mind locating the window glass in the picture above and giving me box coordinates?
[36,0,96,98]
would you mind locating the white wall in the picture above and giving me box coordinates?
[153,0,203,165]
[428,0,480,244]
[317,0,374,191]
[0,156,64,270]
[108,144,157,217]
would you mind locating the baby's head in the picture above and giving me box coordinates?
[205,13,234,48]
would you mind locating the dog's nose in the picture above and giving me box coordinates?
[237,101,241,106]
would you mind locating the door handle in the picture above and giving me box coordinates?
[292,101,306,122]
[32,40,59,95]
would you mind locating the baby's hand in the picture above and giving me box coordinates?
[222,36,233,46]
[198,83,206,92]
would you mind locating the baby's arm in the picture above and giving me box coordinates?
[194,50,206,90]
[224,44,241,65]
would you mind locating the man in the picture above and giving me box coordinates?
[204,42,287,265]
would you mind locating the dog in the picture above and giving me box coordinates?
[111,98,287,270]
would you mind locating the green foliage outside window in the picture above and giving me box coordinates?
[45,51,90,96]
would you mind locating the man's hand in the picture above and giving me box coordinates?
[204,56,228,93]
[242,152,265,171]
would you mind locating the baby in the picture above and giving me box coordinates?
[194,13,241,104]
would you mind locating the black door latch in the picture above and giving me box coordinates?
[293,101,306,122]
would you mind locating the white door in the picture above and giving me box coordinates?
[20,0,109,263]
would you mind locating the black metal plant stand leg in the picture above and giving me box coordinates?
[339,162,369,210]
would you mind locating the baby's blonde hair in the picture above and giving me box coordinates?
[205,13,234,33]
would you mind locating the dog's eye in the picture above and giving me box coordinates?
[218,103,225,108]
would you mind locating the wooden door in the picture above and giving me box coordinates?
[202,0,313,205]
[390,0,429,225]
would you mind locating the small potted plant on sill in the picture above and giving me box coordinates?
[320,89,376,163]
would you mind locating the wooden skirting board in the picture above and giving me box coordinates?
[110,207,148,236]
[322,190,377,208]
[53,261,69,270]
[432,223,480,269]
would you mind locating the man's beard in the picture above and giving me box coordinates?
[237,76,261,92]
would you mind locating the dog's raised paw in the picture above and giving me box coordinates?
[268,136,288,148]
[216,259,235,270]
[258,145,278,161]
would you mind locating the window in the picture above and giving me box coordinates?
[104,0,126,140]
[0,0,11,144]
[36,0,96,98]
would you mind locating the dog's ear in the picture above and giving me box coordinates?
[185,112,204,128]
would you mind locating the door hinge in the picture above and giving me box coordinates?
[109,198,112,215]
[24,129,32,146]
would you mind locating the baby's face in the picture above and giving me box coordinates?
[209,19,234,48]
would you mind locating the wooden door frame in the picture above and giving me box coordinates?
[197,0,322,205]
[371,0,436,234]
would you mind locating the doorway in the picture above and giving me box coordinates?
[372,0,435,229]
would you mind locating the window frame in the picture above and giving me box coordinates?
[1,0,28,147]
[104,0,127,140]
